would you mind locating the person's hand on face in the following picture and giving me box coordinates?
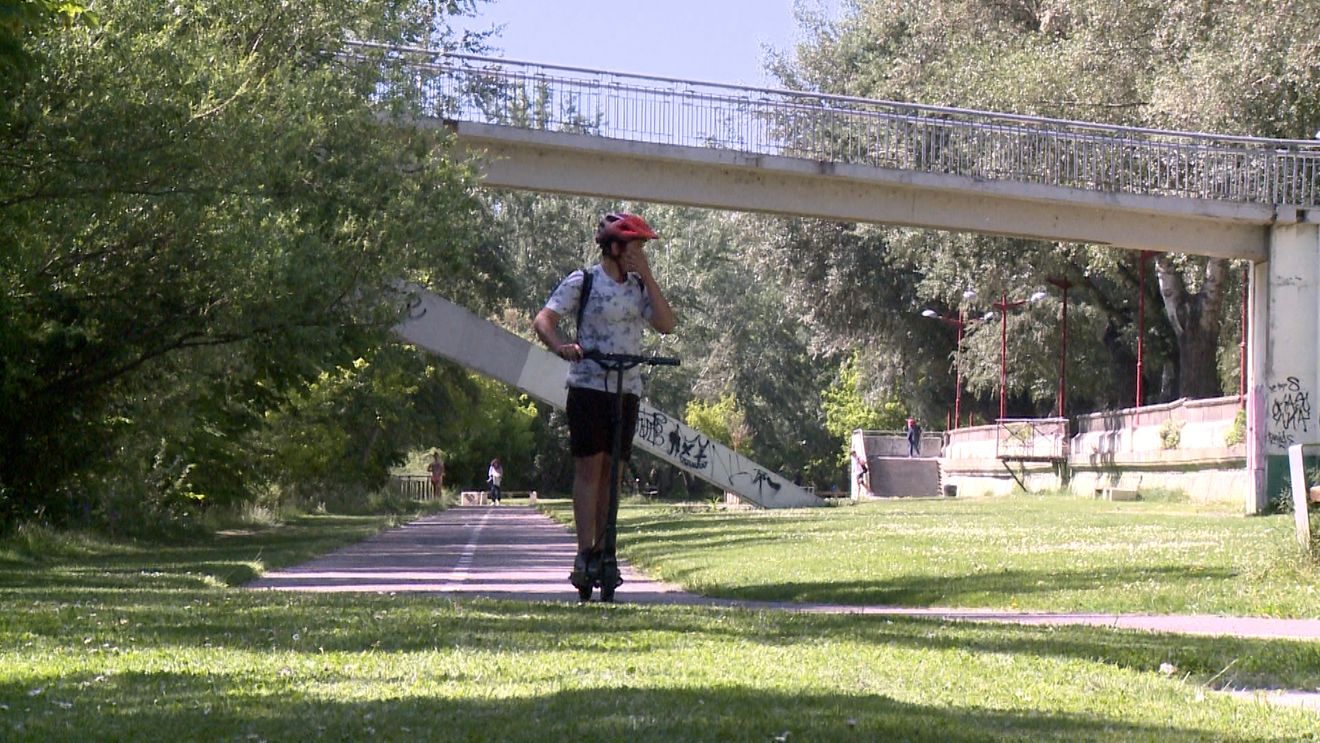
[622,239,652,279]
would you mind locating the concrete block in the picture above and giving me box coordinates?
[1095,488,1140,501]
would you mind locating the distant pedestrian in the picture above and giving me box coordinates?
[906,418,922,457]
[427,452,445,498]
[487,458,504,506]
[851,451,871,497]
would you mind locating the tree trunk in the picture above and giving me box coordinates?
[1154,255,1228,399]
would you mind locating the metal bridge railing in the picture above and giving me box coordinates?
[352,42,1320,208]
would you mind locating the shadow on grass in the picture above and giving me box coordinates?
[5,579,1319,694]
[698,564,1237,607]
[0,669,1287,742]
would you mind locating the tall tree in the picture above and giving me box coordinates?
[0,0,492,526]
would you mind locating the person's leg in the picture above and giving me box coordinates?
[572,453,611,552]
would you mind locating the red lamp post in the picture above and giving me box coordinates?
[991,290,1047,421]
[1136,252,1150,411]
[1047,277,1074,418]
[921,309,966,427]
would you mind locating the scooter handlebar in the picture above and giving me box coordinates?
[581,349,681,368]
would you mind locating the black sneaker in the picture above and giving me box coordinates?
[569,550,593,591]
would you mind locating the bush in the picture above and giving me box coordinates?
[1224,408,1247,446]
[1159,420,1183,450]
[1268,484,1294,514]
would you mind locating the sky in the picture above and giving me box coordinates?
[447,0,836,87]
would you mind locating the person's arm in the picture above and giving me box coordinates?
[533,307,584,361]
[623,242,676,334]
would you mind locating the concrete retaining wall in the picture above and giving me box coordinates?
[939,397,1248,503]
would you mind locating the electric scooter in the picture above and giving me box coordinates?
[574,350,680,602]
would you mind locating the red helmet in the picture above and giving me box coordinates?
[595,212,658,246]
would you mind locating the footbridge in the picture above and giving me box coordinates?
[356,42,1320,512]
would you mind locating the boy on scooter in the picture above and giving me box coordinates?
[532,212,676,597]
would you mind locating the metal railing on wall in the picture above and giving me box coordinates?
[349,41,1320,208]
[995,418,1070,460]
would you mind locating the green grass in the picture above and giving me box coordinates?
[543,494,1320,617]
[3,500,1320,740]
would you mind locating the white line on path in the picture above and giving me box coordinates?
[443,508,491,588]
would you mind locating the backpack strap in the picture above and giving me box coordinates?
[574,266,594,343]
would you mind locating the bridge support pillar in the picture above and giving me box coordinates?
[1249,221,1320,514]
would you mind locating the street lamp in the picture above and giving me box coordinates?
[1047,277,1074,418]
[991,290,1047,421]
[1136,251,1151,412]
[921,308,966,428]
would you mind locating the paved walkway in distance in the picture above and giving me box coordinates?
[251,506,1320,642]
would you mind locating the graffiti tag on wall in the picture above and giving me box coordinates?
[1267,376,1313,448]
[638,409,712,471]
[636,405,787,496]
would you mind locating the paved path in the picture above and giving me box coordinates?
[250,506,695,603]
[251,506,1320,643]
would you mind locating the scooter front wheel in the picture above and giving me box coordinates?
[598,558,622,603]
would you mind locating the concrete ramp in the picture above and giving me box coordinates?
[393,285,820,508]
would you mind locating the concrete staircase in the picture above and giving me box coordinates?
[852,431,944,498]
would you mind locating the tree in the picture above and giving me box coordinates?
[686,394,752,454]
[821,352,906,467]
[0,0,493,527]
[0,0,94,74]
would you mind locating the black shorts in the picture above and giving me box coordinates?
[566,386,640,460]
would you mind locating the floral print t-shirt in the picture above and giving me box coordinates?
[543,263,654,395]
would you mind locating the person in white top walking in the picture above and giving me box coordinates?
[487,458,504,506]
